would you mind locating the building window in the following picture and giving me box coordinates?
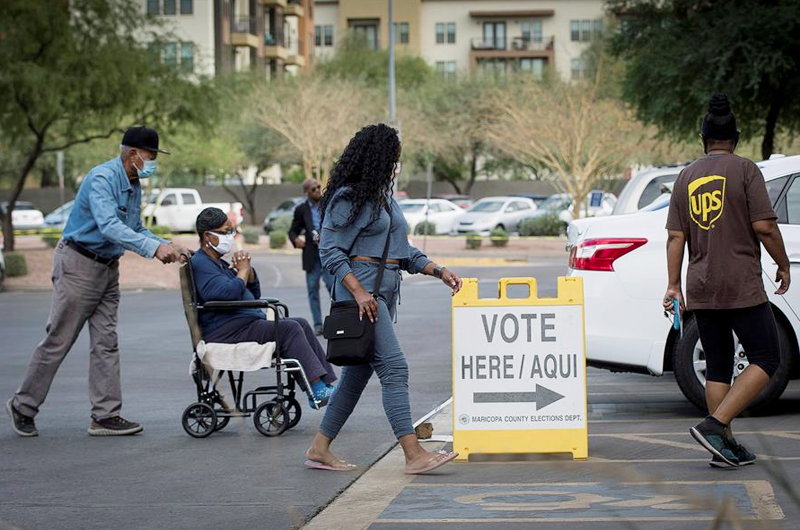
[436,61,456,79]
[180,41,194,72]
[520,58,544,79]
[393,22,409,44]
[350,20,379,50]
[147,0,159,15]
[571,19,602,41]
[571,58,585,80]
[163,0,176,15]
[521,20,542,43]
[436,22,455,44]
[315,25,334,47]
[180,0,193,15]
[164,42,177,68]
[483,22,506,50]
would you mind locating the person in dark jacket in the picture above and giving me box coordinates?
[191,207,336,409]
[289,178,333,335]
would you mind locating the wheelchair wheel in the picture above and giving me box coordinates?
[285,398,302,430]
[253,400,289,437]
[214,415,231,432]
[182,402,217,438]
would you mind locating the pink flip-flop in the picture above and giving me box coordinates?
[304,459,357,472]
[405,450,459,475]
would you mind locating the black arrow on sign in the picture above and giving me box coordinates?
[473,384,565,410]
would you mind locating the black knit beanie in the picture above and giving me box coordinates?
[196,207,228,238]
[701,94,738,141]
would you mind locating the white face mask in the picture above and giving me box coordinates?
[393,161,402,178]
[209,231,235,255]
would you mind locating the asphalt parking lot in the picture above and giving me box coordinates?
[1,254,798,530]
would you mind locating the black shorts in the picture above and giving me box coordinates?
[694,302,781,383]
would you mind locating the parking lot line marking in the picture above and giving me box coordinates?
[763,431,800,441]
[457,456,800,465]
[372,517,759,524]
[597,433,706,452]
[745,480,786,520]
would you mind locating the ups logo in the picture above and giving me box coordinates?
[688,175,726,230]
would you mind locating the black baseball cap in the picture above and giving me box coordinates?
[122,126,171,155]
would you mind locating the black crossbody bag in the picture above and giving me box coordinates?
[323,213,393,366]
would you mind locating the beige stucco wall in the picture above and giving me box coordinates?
[420,0,604,80]
[313,1,339,59]
[138,0,217,77]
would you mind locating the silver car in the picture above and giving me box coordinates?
[454,196,536,234]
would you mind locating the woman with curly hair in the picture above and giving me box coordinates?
[304,123,463,474]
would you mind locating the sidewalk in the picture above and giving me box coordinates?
[302,374,800,530]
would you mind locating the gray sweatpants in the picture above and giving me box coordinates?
[13,241,123,420]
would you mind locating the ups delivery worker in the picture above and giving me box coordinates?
[663,94,790,468]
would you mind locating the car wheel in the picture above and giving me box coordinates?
[672,313,793,413]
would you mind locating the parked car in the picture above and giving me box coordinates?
[566,154,800,411]
[43,200,75,229]
[263,197,305,233]
[0,201,45,230]
[142,188,244,233]
[434,194,473,209]
[0,247,5,291]
[512,193,550,206]
[398,199,466,234]
[454,196,536,235]
[395,190,409,201]
[524,192,617,224]
[613,166,684,215]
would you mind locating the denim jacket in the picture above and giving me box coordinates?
[62,156,167,259]
[319,188,432,284]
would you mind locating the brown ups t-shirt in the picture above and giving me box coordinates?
[666,154,776,310]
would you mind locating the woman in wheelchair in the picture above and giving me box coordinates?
[191,207,336,409]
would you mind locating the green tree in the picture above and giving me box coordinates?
[608,0,800,159]
[0,0,214,251]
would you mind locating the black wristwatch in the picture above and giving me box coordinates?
[433,265,445,279]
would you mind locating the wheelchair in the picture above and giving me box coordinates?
[178,259,322,438]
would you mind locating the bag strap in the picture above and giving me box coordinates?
[372,203,393,298]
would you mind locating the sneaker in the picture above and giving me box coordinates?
[87,416,143,436]
[6,398,38,437]
[314,325,324,336]
[308,384,335,410]
[690,417,739,466]
[711,441,756,468]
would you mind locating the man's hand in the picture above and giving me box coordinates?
[662,285,685,315]
[170,242,191,263]
[775,267,791,295]
[155,243,180,264]
[354,286,379,323]
[295,235,306,249]
[440,268,463,295]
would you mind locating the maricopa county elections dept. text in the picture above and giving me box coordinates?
[453,306,586,431]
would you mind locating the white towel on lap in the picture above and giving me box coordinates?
[196,340,277,372]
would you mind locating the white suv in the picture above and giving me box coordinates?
[567,155,800,411]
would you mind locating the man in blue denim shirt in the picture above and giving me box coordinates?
[7,127,186,438]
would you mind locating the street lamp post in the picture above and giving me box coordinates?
[388,0,399,195]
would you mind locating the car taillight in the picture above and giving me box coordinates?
[569,238,647,272]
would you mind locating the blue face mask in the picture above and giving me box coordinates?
[135,151,157,178]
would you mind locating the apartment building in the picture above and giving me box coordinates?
[142,0,315,78]
[313,0,605,81]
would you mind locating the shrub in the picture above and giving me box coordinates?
[5,252,28,277]
[414,221,437,236]
[518,214,566,237]
[465,231,482,250]
[270,216,292,233]
[269,229,288,249]
[242,226,261,245]
[490,226,509,247]
[149,225,173,240]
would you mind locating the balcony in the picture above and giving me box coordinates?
[264,34,288,61]
[286,37,306,67]
[470,36,554,68]
[259,0,287,7]
[285,0,304,18]
[231,15,259,48]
